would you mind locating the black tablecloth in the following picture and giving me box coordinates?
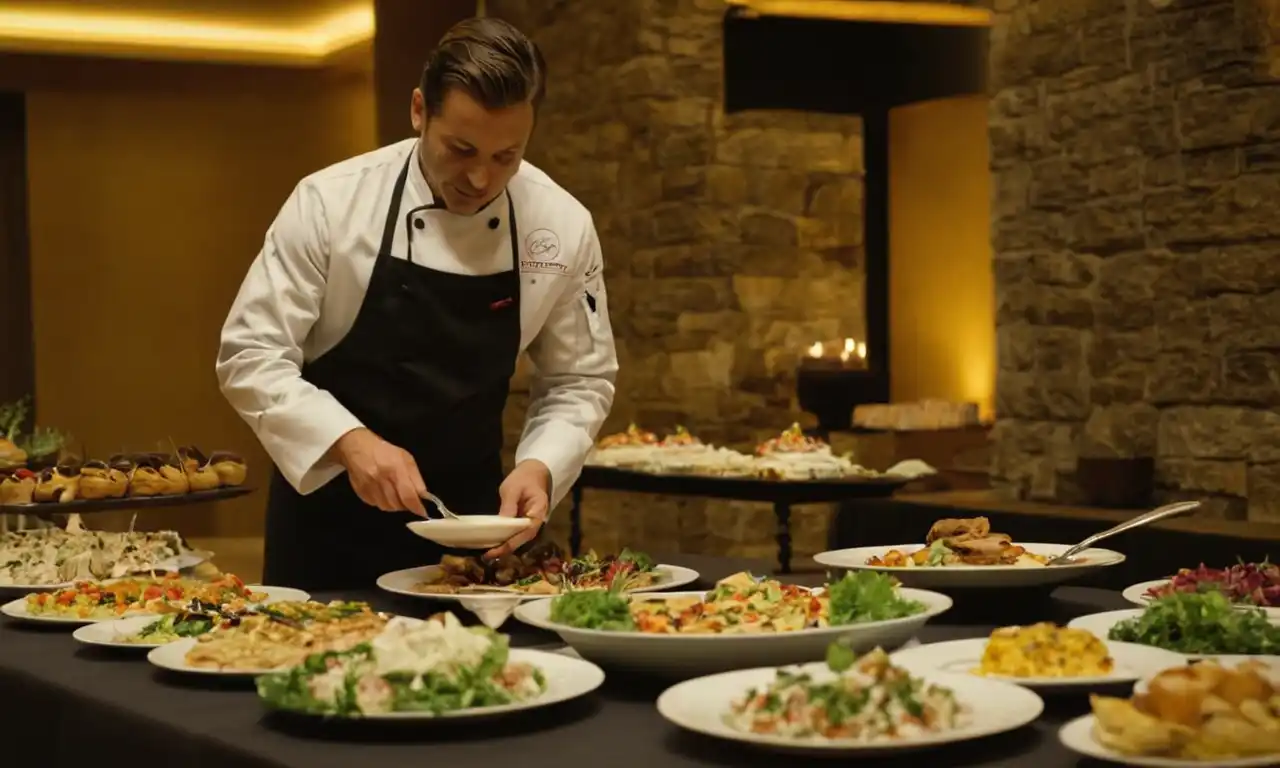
[0,554,1135,768]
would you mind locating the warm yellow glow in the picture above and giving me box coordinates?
[808,341,824,358]
[888,96,995,420]
[727,0,992,27]
[0,4,375,66]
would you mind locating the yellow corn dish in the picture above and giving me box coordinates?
[978,622,1114,678]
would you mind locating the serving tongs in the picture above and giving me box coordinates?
[1045,501,1202,566]
[421,491,460,520]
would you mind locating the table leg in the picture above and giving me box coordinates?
[570,485,584,557]
[773,502,792,574]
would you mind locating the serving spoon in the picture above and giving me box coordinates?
[1046,500,1202,566]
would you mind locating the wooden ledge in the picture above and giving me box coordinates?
[727,0,993,27]
[897,489,1280,542]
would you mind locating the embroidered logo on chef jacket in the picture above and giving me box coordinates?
[521,228,568,275]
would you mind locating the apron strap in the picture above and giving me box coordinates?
[378,151,414,255]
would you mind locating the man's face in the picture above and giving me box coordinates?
[411,87,534,215]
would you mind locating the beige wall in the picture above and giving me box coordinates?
[888,95,995,420]
[17,56,376,536]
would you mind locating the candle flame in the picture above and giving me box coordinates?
[843,338,854,353]
[856,341,867,359]
[807,341,823,358]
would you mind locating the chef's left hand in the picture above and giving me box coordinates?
[483,459,551,560]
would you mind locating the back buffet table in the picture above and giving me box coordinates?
[571,467,908,572]
[0,553,1137,768]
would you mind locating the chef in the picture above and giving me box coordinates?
[216,17,617,591]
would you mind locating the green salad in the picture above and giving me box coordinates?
[547,570,925,634]
[256,614,546,716]
[127,611,218,644]
[1107,591,1280,655]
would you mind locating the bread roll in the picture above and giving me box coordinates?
[0,469,36,505]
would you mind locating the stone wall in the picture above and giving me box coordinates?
[491,0,866,559]
[988,0,1280,522]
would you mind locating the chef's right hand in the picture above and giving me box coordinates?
[330,428,428,516]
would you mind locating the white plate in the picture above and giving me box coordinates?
[0,584,308,627]
[814,543,1126,588]
[1067,609,1280,658]
[378,561,702,630]
[149,636,292,676]
[74,614,176,648]
[1059,714,1280,767]
[1122,579,1280,618]
[261,648,605,720]
[889,637,1185,692]
[252,585,311,604]
[0,597,157,625]
[405,517,534,549]
[657,662,1044,756]
[514,587,952,676]
[377,563,700,603]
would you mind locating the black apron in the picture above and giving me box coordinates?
[262,151,522,591]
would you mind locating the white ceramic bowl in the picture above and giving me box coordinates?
[514,587,953,676]
[405,516,534,549]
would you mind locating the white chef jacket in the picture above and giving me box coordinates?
[216,138,618,508]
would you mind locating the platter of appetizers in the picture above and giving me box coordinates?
[513,571,952,675]
[1067,592,1280,658]
[586,423,935,483]
[1123,561,1280,618]
[0,572,306,625]
[814,516,1126,588]
[0,516,209,593]
[147,600,394,675]
[889,622,1184,692]
[0,446,250,512]
[75,599,360,650]
[378,544,698,603]
[1059,658,1280,766]
[251,613,605,719]
[656,642,1044,755]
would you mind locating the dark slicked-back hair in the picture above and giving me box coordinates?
[419,17,546,116]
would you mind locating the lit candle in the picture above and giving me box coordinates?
[808,341,824,358]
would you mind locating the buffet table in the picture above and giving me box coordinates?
[572,469,907,573]
[0,554,1132,767]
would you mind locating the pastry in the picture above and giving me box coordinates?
[0,438,26,471]
[208,451,247,487]
[32,464,79,503]
[158,462,190,495]
[77,460,129,500]
[127,455,168,497]
[178,446,220,491]
[0,468,36,505]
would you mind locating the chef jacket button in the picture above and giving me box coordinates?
[413,218,425,230]
[488,217,500,229]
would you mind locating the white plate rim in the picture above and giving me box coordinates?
[1067,609,1280,659]
[149,636,282,676]
[260,648,606,720]
[513,587,953,641]
[656,663,1045,752]
[888,637,1187,689]
[376,563,701,603]
[1058,714,1280,767]
[814,542,1127,572]
[73,614,174,648]
[0,596,164,625]
[1122,579,1280,617]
